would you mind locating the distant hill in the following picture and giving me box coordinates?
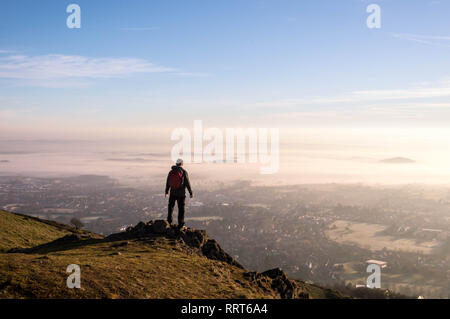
[379,157,415,164]
[0,210,345,299]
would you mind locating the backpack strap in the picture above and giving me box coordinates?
[179,168,185,185]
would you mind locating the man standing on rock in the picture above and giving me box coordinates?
[165,158,193,229]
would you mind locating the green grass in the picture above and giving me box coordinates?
[0,210,72,252]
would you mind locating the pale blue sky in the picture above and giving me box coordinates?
[1,0,450,137]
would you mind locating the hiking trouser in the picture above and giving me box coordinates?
[168,195,186,226]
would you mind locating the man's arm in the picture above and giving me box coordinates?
[165,173,170,195]
[184,170,193,197]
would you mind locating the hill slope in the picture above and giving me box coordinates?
[0,210,73,252]
[0,210,345,299]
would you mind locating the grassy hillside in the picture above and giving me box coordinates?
[0,211,346,299]
[0,210,73,252]
[1,238,275,298]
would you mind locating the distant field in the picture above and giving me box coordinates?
[326,220,438,254]
[337,261,445,298]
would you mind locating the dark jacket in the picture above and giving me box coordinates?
[165,165,193,197]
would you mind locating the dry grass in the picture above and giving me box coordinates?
[0,210,273,299]
[0,239,275,299]
[0,210,344,299]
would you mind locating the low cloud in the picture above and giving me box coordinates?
[0,54,176,83]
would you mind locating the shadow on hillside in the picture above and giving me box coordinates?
[6,227,184,255]
[7,233,106,254]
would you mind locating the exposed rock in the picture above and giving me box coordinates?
[244,268,309,299]
[107,220,243,268]
[202,239,242,268]
[150,220,171,234]
[180,228,208,248]
[132,222,150,235]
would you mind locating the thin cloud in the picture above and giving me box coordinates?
[392,33,450,47]
[0,54,176,81]
[118,27,158,31]
[174,72,210,77]
[252,79,450,109]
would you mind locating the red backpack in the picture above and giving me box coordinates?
[168,169,183,190]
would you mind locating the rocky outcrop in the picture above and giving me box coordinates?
[244,268,309,299]
[106,220,309,299]
[107,220,243,269]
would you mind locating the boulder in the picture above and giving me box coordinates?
[180,228,208,248]
[261,267,286,279]
[244,268,308,299]
[132,221,150,235]
[202,239,243,268]
[150,220,170,234]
